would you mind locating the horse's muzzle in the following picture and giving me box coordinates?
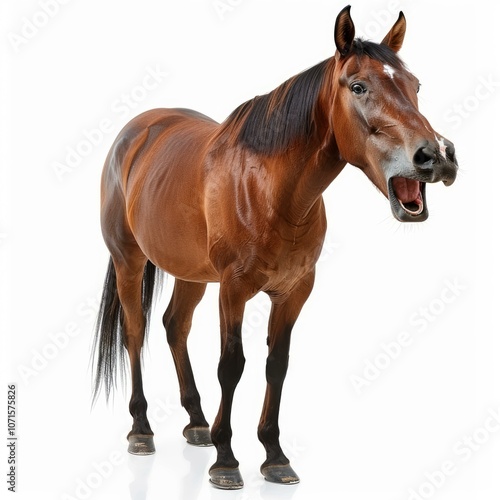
[422,161,458,187]
[412,138,458,186]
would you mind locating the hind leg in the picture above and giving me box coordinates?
[113,249,156,455]
[163,279,212,446]
[100,150,158,454]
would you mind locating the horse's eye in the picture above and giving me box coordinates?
[417,83,421,94]
[351,83,366,95]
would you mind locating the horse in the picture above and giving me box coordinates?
[91,5,458,489]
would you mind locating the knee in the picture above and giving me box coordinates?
[266,353,289,384]
[218,349,246,388]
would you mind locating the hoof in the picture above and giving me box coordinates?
[183,426,213,447]
[209,467,244,490]
[261,464,300,484]
[127,434,155,455]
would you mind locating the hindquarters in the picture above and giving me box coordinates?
[95,108,220,452]
[102,108,220,282]
[96,109,210,398]
[95,107,223,399]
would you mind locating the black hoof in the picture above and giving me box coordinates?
[261,464,300,484]
[183,426,213,447]
[127,434,156,455]
[209,467,244,490]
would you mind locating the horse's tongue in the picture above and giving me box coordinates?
[392,177,420,203]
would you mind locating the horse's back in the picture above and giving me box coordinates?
[102,107,217,188]
[101,107,220,281]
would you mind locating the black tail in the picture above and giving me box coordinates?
[91,258,163,403]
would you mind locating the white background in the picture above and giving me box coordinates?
[1,1,499,499]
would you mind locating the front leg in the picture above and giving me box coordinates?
[209,272,254,490]
[258,271,315,484]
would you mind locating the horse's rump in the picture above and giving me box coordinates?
[101,108,219,281]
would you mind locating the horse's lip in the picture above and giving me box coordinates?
[388,177,428,222]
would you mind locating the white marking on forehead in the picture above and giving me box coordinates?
[383,64,395,79]
[436,135,447,159]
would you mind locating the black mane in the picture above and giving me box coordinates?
[221,59,330,154]
[220,38,404,154]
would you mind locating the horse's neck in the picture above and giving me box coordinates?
[280,69,346,222]
[264,141,346,227]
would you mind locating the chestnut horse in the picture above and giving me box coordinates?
[92,6,458,489]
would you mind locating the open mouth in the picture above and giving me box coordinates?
[388,177,428,222]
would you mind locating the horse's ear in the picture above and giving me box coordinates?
[381,11,406,52]
[334,5,355,57]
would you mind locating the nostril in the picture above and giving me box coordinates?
[413,146,435,167]
[445,143,456,162]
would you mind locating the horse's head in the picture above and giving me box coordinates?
[329,6,458,222]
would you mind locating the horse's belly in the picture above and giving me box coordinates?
[128,166,219,281]
[134,211,219,282]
